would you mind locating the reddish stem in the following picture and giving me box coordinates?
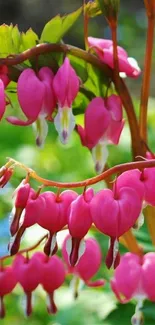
[9,158,155,189]
[139,10,155,142]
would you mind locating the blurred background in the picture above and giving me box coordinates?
[0,0,155,324]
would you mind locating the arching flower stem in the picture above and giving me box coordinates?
[0,42,143,158]
[6,157,155,189]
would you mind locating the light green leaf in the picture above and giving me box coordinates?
[40,15,62,43]
[0,24,15,57]
[40,7,82,43]
[20,28,39,51]
[11,25,21,52]
[62,7,82,36]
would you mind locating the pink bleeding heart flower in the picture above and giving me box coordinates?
[62,235,105,294]
[53,57,80,144]
[111,252,155,325]
[0,264,17,318]
[13,253,43,316]
[90,187,142,268]
[88,37,141,78]
[77,95,124,173]
[9,189,46,255]
[37,253,65,314]
[10,180,31,236]
[7,67,56,147]
[37,190,78,256]
[116,167,155,207]
[0,165,13,188]
[0,65,10,121]
[67,188,94,267]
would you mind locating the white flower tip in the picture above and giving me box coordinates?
[92,143,109,174]
[128,57,141,75]
[54,107,75,145]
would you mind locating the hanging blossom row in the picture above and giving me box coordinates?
[1,155,155,321]
[0,37,141,173]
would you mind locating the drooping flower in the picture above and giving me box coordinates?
[0,165,13,188]
[13,253,43,316]
[0,264,17,318]
[53,57,80,144]
[7,67,56,147]
[88,37,141,78]
[77,95,124,173]
[0,65,10,121]
[90,186,142,268]
[111,252,155,324]
[67,188,94,266]
[38,253,66,314]
[9,189,46,255]
[116,167,155,207]
[10,179,31,236]
[62,235,105,293]
[37,190,78,255]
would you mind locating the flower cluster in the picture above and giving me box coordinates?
[111,252,155,324]
[0,236,104,318]
[6,162,155,271]
[0,36,141,173]
[1,157,155,321]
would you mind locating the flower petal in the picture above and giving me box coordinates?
[54,106,75,144]
[0,80,6,120]
[85,97,111,149]
[38,67,56,116]
[53,58,79,107]
[106,95,123,121]
[6,116,34,126]
[91,142,109,173]
[17,68,45,120]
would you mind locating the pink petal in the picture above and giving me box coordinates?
[117,187,142,236]
[17,68,45,120]
[6,116,35,126]
[106,95,123,121]
[76,125,87,147]
[84,97,111,149]
[38,67,56,116]
[90,189,119,237]
[116,169,145,202]
[105,119,125,144]
[111,253,142,300]
[53,57,79,107]
[0,80,6,120]
[143,167,155,206]
[88,37,141,78]
[88,37,114,50]
[142,253,155,301]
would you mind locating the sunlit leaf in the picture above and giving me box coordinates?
[40,7,82,43]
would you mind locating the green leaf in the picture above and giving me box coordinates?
[40,15,62,43]
[40,7,82,43]
[11,25,21,52]
[61,7,82,36]
[20,28,39,51]
[0,24,16,57]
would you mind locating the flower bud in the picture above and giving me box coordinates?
[97,0,120,23]
[0,167,13,188]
